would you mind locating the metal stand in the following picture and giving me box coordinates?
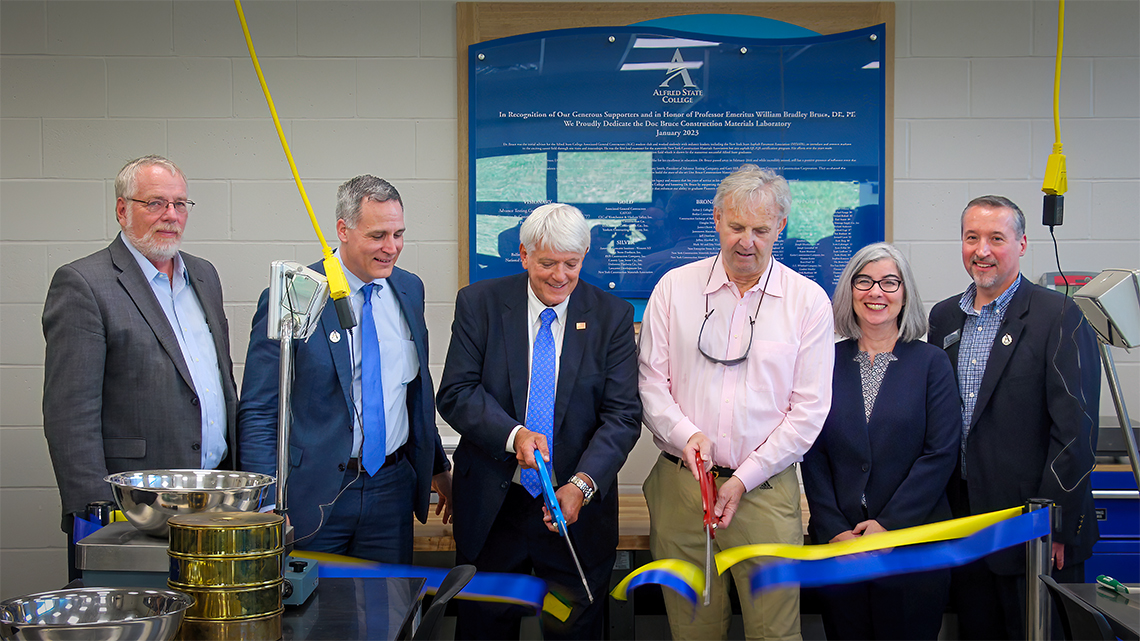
[1099,342,1140,487]
[276,315,294,514]
[1025,500,1053,641]
[264,261,329,608]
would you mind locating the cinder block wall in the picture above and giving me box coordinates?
[1,0,1136,600]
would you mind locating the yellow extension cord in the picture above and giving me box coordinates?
[1042,0,1067,196]
[232,0,353,312]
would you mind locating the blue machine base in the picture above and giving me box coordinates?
[283,555,319,606]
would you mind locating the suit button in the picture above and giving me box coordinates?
[191,397,199,406]
[861,464,869,472]
[192,443,201,451]
[500,481,509,489]
[338,463,346,472]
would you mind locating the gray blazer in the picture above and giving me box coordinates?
[42,235,238,528]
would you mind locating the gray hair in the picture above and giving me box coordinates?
[115,155,186,200]
[336,175,403,228]
[961,195,1025,238]
[712,164,792,220]
[520,203,590,255]
[833,242,928,342]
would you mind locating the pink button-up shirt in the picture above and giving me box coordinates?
[638,255,835,492]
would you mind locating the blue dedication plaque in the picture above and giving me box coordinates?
[469,23,887,300]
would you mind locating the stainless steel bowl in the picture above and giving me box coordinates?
[105,470,273,537]
[0,587,194,641]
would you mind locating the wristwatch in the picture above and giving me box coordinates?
[568,474,595,506]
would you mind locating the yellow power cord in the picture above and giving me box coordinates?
[1042,0,1067,197]
[233,0,355,328]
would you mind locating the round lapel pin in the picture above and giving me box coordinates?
[330,330,341,343]
[1001,333,1012,346]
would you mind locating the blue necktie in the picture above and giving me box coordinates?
[360,283,387,476]
[521,308,557,497]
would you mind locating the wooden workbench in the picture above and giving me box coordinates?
[413,493,812,552]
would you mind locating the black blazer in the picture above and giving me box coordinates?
[436,273,642,565]
[803,339,960,544]
[928,278,1100,574]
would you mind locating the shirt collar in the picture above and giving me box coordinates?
[705,254,784,298]
[526,280,570,326]
[335,249,388,297]
[958,273,1022,316]
[120,232,186,285]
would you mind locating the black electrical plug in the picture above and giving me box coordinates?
[1043,194,1064,227]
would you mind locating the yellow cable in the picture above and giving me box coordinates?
[233,0,353,306]
[1052,0,1064,146]
[1042,0,1067,195]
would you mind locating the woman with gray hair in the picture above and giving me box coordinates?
[802,242,960,639]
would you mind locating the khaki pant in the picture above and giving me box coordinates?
[644,455,803,641]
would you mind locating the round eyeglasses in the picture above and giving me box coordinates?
[128,198,195,215]
[697,256,774,366]
[852,275,902,293]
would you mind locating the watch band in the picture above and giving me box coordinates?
[568,474,595,506]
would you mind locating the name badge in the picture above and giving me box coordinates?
[943,329,961,350]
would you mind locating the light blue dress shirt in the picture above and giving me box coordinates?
[122,235,227,468]
[338,252,417,459]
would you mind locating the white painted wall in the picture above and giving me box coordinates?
[1,0,1136,600]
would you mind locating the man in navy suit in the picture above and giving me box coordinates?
[437,203,642,640]
[239,175,451,564]
[927,195,1100,640]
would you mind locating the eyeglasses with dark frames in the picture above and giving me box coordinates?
[697,257,774,366]
[128,198,195,215]
[852,275,902,293]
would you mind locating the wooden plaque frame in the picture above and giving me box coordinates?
[457,2,895,285]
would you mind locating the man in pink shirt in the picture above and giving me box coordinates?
[638,164,835,640]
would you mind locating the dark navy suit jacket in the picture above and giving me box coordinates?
[238,263,449,542]
[928,278,1100,574]
[803,339,960,544]
[436,273,642,566]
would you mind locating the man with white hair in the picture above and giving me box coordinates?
[437,203,642,640]
[43,155,237,539]
[639,164,835,640]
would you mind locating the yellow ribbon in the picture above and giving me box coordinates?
[542,593,573,622]
[716,506,1023,574]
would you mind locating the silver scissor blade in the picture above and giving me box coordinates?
[563,532,594,604]
[704,525,713,606]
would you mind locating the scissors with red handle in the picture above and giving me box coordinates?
[699,466,717,606]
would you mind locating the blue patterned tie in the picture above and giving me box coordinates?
[360,283,387,476]
[521,308,557,497]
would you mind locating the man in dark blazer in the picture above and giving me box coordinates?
[43,156,238,569]
[437,203,642,640]
[239,175,451,564]
[927,195,1100,640]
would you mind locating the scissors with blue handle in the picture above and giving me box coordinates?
[534,451,594,604]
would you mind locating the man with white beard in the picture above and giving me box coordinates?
[42,156,237,553]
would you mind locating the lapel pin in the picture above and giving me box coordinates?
[1001,333,1012,346]
[329,330,341,343]
[576,322,586,330]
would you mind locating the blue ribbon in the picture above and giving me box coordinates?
[72,514,104,544]
[313,559,547,612]
[751,508,1051,595]
[619,566,701,605]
